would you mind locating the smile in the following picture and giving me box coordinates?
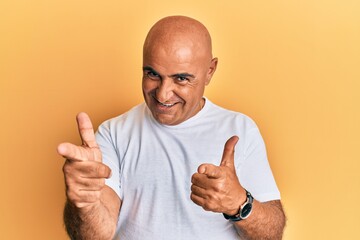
[159,102,175,107]
[153,96,178,108]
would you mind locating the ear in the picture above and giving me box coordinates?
[205,57,218,85]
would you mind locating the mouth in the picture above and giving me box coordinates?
[153,96,179,108]
[159,102,176,107]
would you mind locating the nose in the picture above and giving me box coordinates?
[156,78,174,103]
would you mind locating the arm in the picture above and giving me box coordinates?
[63,186,121,240]
[58,113,121,239]
[191,136,286,239]
[233,200,285,240]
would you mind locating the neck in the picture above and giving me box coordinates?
[199,97,205,111]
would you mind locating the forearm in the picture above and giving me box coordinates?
[233,200,286,240]
[64,203,114,240]
[64,186,121,240]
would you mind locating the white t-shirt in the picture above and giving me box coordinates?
[96,98,280,240]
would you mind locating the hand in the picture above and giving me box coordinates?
[190,136,246,215]
[57,112,111,209]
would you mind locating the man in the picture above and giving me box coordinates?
[58,16,286,239]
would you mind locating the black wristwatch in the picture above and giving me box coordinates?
[223,190,254,221]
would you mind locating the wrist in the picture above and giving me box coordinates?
[226,188,247,216]
[223,189,254,221]
[67,199,101,216]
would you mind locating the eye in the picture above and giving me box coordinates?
[176,76,189,82]
[174,74,191,85]
[145,71,160,80]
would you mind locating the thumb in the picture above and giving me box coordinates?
[76,112,98,148]
[220,136,239,169]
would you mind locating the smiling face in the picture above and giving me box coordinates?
[142,16,218,126]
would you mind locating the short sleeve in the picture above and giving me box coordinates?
[96,121,122,199]
[238,127,281,202]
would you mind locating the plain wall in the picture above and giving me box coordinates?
[1,0,359,239]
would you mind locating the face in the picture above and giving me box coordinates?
[142,44,217,125]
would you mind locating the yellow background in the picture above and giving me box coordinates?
[1,0,359,239]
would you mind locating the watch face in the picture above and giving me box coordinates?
[240,203,253,219]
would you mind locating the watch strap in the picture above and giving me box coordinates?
[223,189,253,222]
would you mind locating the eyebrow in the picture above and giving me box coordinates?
[142,66,160,76]
[143,66,195,79]
[170,73,195,79]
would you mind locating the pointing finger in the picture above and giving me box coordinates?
[220,136,239,168]
[76,112,98,148]
[57,142,101,162]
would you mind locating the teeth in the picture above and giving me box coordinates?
[153,96,176,107]
[160,102,175,107]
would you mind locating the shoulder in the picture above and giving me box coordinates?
[97,102,147,135]
[205,99,258,131]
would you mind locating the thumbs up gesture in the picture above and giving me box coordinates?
[190,136,246,216]
[57,113,112,209]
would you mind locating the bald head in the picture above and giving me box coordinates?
[141,16,218,125]
[143,16,213,61]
